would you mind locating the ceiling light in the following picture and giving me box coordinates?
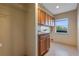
[56,5,59,8]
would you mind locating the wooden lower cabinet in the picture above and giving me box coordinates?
[47,37,50,49]
[38,34,50,56]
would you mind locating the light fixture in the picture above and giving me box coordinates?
[56,5,59,9]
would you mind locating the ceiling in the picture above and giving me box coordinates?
[41,3,77,15]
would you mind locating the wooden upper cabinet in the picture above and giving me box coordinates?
[46,14,49,26]
[40,10,46,25]
[38,8,54,26]
[47,15,51,26]
[40,10,44,24]
[38,9,41,24]
[50,16,52,26]
[38,8,46,25]
[43,11,46,24]
[49,16,51,26]
[50,16,53,26]
[48,16,55,26]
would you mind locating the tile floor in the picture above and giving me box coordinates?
[45,41,77,56]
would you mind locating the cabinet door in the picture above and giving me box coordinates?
[45,13,49,25]
[40,10,43,24]
[38,8,55,26]
[38,9,41,24]
[40,10,45,25]
[46,15,55,26]
[51,20,54,26]
[43,11,46,25]
[51,17,55,26]
[50,16,54,26]
[47,37,50,49]
[40,36,47,55]
[49,16,51,26]
[46,15,50,26]
[50,16,52,26]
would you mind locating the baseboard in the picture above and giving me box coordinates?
[52,41,77,47]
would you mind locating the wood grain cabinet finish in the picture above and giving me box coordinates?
[38,34,50,56]
[38,8,54,26]
[40,36,47,55]
[47,37,50,49]
[39,9,46,25]
[40,10,44,24]
[38,8,54,56]
[47,15,50,26]
[38,9,41,24]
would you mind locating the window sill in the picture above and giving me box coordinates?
[54,32,69,35]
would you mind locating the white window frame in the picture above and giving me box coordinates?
[55,18,69,34]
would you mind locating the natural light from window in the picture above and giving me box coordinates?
[55,18,68,33]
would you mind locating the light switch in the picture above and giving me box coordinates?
[0,43,2,47]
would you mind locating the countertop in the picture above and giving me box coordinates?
[38,32,50,35]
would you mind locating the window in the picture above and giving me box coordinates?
[55,18,68,33]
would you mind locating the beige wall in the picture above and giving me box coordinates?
[25,4,36,56]
[51,10,77,46]
[0,5,12,55]
[10,5,25,56]
[0,4,36,56]
[0,4,25,56]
